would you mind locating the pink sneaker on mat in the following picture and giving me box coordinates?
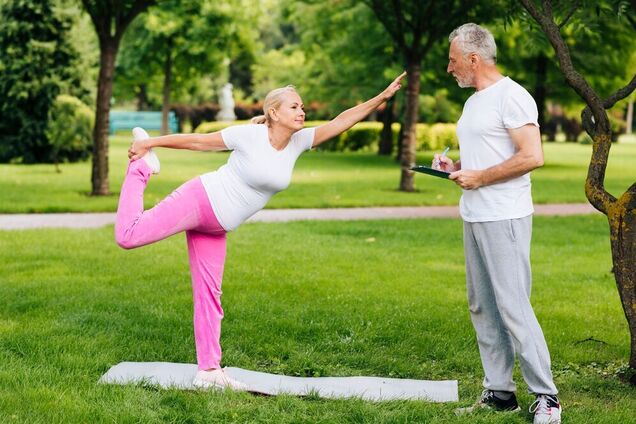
[132,127,160,174]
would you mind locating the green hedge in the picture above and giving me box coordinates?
[195,120,458,152]
[46,95,94,164]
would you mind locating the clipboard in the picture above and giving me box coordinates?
[411,165,451,179]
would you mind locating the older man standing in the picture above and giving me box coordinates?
[434,23,561,424]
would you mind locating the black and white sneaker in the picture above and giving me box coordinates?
[455,389,521,415]
[530,394,561,424]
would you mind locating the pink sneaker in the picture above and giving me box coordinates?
[132,127,160,174]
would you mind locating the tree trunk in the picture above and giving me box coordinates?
[378,96,395,155]
[534,53,548,129]
[519,0,636,383]
[627,100,633,134]
[91,41,118,196]
[399,61,421,192]
[587,128,636,381]
[136,83,149,111]
[608,198,636,374]
[161,46,172,136]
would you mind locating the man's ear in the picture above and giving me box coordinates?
[470,53,479,67]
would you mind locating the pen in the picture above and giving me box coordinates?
[434,146,450,168]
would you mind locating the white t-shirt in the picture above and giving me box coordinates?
[200,124,315,231]
[456,76,538,222]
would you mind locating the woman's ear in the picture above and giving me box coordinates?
[268,108,279,122]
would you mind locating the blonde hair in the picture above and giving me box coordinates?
[251,85,298,125]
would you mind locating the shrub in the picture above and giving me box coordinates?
[415,125,434,150]
[578,132,592,145]
[45,95,93,168]
[195,120,250,134]
[415,123,458,151]
[0,0,79,163]
[419,89,461,124]
[429,123,459,150]
[333,122,382,152]
[195,120,456,153]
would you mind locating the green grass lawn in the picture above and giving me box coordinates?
[1,216,634,422]
[1,135,634,213]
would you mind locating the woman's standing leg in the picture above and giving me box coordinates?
[186,229,227,370]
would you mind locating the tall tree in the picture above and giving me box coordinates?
[117,0,254,134]
[290,0,400,155]
[362,0,483,191]
[81,0,156,195]
[496,13,635,130]
[0,0,79,163]
[519,0,636,382]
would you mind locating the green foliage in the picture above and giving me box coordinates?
[251,48,311,101]
[194,120,456,153]
[194,120,401,152]
[314,122,397,152]
[64,8,99,106]
[578,133,593,144]
[45,95,94,165]
[281,0,399,116]
[501,0,636,107]
[0,0,80,163]
[416,123,459,151]
[115,0,259,108]
[194,120,249,133]
[419,89,462,124]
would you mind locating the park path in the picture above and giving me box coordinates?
[0,203,599,230]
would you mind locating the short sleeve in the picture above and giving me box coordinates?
[220,124,253,150]
[502,87,539,129]
[293,127,316,152]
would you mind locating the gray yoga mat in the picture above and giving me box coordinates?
[99,362,458,402]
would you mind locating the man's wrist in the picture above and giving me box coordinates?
[478,170,487,187]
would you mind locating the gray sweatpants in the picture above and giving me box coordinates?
[464,215,558,395]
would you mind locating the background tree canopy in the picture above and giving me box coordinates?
[0,0,82,163]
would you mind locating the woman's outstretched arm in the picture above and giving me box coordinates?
[129,131,227,160]
[312,72,406,147]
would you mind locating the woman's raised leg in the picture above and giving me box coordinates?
[114,159,212,249]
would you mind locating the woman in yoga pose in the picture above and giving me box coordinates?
[115,72,405,389]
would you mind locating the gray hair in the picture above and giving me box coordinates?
[449,23,497,64]
[251,85,298,125]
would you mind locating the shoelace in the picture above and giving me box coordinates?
[480,389,495,402]
[529,394,558,414]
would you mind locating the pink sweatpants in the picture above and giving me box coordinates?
[115,159,226,370]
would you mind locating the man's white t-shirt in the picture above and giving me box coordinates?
[456,76,538,222]
[199,124,315,231]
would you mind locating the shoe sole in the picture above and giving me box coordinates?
[132,127,149,141]
[131,127,160,174]
[192,378,250,392]
[455,405,521,416]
